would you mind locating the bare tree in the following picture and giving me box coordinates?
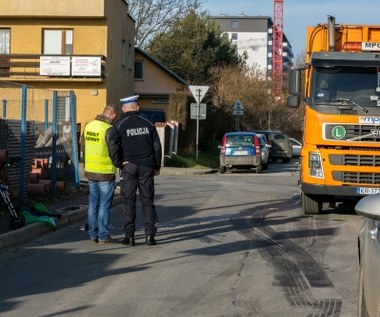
[128,0,202,48]
[206,64,272,140]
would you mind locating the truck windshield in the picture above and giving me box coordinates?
[311,66,380,109]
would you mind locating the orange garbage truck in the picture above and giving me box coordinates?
[288,16,380,214]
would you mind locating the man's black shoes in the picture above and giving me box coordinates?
[98,236,119,244]
[120,236,135,246]
[146,236,156,246]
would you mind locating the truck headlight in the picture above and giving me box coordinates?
[309,152,324,178]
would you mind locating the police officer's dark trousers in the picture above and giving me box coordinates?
[120,162,158,238]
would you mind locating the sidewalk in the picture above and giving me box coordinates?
[0,166,217,250]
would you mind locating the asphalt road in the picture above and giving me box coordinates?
[0,160,364,317]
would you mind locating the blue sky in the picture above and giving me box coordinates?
[202,0,380,57]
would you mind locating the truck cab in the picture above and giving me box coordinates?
[288,16,380,214]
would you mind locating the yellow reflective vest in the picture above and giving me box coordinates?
[84,120,116,174]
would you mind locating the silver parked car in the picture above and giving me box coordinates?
[355,193,380,317]
[256,133,269,170]
[289,137,302,158]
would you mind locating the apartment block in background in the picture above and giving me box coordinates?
[212,15,294,78]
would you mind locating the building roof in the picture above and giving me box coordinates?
[135,47,188,87]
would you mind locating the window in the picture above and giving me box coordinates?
[134,61,143,80]
[0,29,10,76]
[128,44,133,70]
[57,96,70,122]
[231,21,239,29]
[231,33,238,41]
[121,40,127,66]
[0,29,10,54]
[43,29,73,55]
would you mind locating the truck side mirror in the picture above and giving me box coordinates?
[287,69,302,108]
[288,69,301,95]
[287,95,300,108]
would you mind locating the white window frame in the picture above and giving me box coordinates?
[0,29,10,54]
[43,29,73,55]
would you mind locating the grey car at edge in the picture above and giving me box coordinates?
[256,133,269,170]
[355,193,380,317]
[289,137,302,158]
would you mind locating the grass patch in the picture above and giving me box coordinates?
[165,152,219,169]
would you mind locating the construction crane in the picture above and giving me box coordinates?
[272,0,283,98]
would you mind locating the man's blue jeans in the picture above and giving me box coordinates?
[87,180,115,241]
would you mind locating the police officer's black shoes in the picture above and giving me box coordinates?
[146,236,156,245]
[120,236,135,246]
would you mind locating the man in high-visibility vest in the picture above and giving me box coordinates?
[82,104,119,244]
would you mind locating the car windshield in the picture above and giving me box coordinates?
[226,135,253,146]
[311,66,380,108]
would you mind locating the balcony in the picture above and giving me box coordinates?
[0,54,106,82]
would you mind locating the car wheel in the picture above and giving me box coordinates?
[302,193,323,214]
[263,162,268,170]
[219,165,226,174]
[255,164,262,174]
[358,265,370,317]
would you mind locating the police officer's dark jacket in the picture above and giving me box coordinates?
[107,111,162,170]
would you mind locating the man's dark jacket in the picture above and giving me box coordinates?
[107,111,162,170]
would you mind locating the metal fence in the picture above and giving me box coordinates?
[0,81,80,207]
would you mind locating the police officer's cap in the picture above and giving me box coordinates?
[120,95,139,105]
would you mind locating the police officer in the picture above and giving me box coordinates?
[82,104,118,244]
[107,95,162,246]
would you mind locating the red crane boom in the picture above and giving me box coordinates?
[272,0,283,98]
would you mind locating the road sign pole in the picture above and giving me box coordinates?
[196,90,201,160]
[232,99,244,132]
[188,85,209,161]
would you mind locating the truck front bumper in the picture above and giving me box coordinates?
[301,182,367,197]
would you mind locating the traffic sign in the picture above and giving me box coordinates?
[233,109,244,116]
[189,85,209,102]
[233,99,244,111]
[190,103,207,120]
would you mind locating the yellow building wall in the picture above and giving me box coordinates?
[134,52,185,95]
[0,0,135,132]
[0,0,105,17]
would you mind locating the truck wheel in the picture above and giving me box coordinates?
[302,193,323,214]
[219,165,226,174]
[255,164,262,174]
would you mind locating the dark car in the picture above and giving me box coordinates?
[254,130,292,163]
[219,131,262,174]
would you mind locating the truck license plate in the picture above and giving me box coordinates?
[356,187,380,195]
